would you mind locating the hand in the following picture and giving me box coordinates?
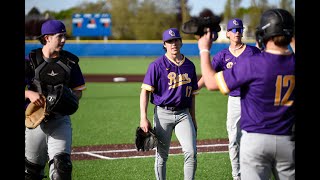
[25,90,45,107]
[198,28,214,51]
[140,118,151,133]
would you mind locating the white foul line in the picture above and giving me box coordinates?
[72,143,228,160]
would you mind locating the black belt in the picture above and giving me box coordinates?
[159,106,186,111]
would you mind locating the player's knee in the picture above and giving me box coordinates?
[184,150,197,161]
[50,152,72,180]
[25,158,46,180]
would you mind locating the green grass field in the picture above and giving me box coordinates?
[79,56,202,75]
[45,57,233,179]
[72,82,228,147]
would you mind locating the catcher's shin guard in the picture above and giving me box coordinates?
[25,158,46,180]
[49,152,72,180]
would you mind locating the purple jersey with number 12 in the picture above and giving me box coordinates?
[215,51,295,135]
[141,54,198,108]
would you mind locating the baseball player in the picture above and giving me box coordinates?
[198,18,261,180]
[139,28,199,180]
[197,8,295,180]
[24,20,86,180]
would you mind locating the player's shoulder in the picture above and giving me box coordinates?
[61,50,79,63]
[218,48,230,55]
[213,48,231,60]
[152,55,165,64]
[183,55,195,63]
[147,55,164,68]
[245,44,261,53]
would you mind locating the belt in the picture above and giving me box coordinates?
[159,106,186,111]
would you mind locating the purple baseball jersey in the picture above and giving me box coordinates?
[211,44,261,97]
[215,51,295,135]
[141,54,198,108]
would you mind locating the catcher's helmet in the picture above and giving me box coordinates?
[256,8,294,48]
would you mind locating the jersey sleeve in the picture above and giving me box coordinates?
[141,62,157,92]
[69,63,86,91]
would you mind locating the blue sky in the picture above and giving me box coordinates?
[25,0,291,16]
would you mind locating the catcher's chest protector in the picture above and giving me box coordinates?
[28,48,79,114]
[29,48,77,95]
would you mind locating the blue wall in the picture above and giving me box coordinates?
[25,42,256,57]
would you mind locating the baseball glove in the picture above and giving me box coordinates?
[135,127,159,152]
[25,96,48,129]
[181,15,221,40]
[46,85,79,116]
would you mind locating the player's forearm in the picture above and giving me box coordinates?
[197,76,205,89]
[200,52,219,91]
[139,89,149,120]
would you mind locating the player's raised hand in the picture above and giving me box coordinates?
[198,28,214,51]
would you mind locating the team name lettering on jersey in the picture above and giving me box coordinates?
[167,72,191,89]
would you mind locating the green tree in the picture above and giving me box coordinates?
[132,0,177,40]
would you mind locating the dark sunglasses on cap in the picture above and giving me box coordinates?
[230,28,243,33]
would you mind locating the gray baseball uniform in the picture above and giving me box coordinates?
[141,53,199,180]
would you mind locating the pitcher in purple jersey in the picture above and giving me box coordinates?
[197,9,295,180]
[198,18,261,180]
[139,28,199,180]
[25,20,86,180]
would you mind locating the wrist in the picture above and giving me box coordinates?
[199,49,210,55]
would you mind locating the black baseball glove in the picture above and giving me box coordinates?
[46,85,79,116]
[135,127,159,151]
[181,15,221,40]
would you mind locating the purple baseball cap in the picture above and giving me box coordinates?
[38,20,66,38]
[162,28,181,42]
[227,18,244,30]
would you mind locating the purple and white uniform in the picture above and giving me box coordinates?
[141,53,198,180]
[142,54,198,108]
[212,44,261,178]
[212,45,261,96]
[215,50,295,179]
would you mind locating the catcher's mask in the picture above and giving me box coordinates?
[255,8,294,49]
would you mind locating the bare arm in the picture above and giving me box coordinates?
[198,30,220,91]
[197,76,205,90]
[25,90,45,106]
[140,88,151,132]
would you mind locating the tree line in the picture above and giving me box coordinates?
[25,0,294,40]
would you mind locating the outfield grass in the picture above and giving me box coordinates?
[71,82,228,147]
[71,153,232,180]
[79,56,202,75]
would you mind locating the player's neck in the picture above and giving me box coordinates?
[166,53,183,63]
[229,42,244,51]
[42,46,60,59]
[265,42,291,55]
